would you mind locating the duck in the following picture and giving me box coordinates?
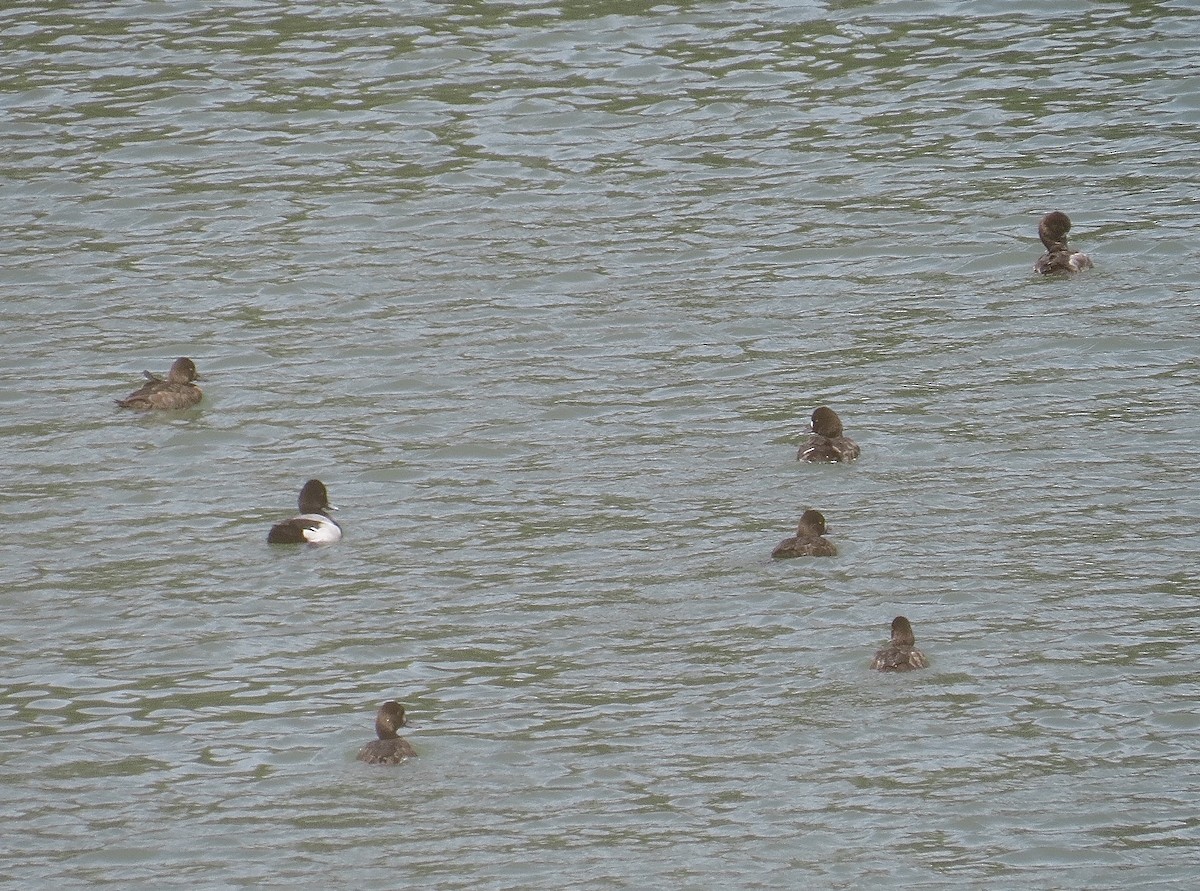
[356,700,416,764]
[1033,211,1093,274]
[797,406,860,463]
[771,509,837,558]
[267,479,341,544]
[115,357,203,410]
[870,616,929,672]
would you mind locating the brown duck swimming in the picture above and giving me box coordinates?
[116,357,202,410]
[797,406,860,463]
[870,616,929,672]
[771,509,837,558]
[1033,211,1093,275]
[356,700,416,764]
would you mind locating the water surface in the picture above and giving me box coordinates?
[2,1,1199,887]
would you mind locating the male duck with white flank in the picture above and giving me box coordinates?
[267,479,341,544]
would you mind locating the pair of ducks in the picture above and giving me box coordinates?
[114,364,340,544]
[111,216,1090,413]
[355,613,928,767]
[772,405,856,559]
[779,210,1092,546]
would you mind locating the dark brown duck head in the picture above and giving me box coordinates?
[796,509,828,537]
[810,406,844,439]
[297,479,336,515]
[374,701,408,740]
[1037,211,1073,251]
[889,615,917,647]
[165,357,200,384]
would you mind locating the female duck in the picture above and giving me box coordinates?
[356,700,416,764]
[870,616,929,672]
[267,479,341,544]
[798,406,860,463]
[1033,211,1093,274]
[116,357,203,410]
[771,509,837,558]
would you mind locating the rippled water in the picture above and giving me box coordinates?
[3,1,1199,887]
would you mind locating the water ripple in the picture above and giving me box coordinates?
[3,0,1200,887]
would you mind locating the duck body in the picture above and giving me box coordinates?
[772,509,837,559]
[797,406,860,463]
[267,479,341,544]
[356,701,416,764]
[799,435,861,463]
[266,513,341,544]
[357,737,417,765]
[116,357,203,410]
[1034,248,1093,275]
[870,616,929,672]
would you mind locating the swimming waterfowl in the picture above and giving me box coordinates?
[267,479,341,544]
[1033,211,1093,274]
[870,616,929,672]
[115,357,203,410]
[797,406,860,463]
[771,509,837,558]
[356,700,416,764]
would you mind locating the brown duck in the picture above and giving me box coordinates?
[356,701,417,764]
[116,357,203,410]
[1033,211,1093,275]
[797,406,860,463]
[870,616,929,672]
[771,509,837,558]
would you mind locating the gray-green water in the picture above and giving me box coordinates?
[2,1,1199,887]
